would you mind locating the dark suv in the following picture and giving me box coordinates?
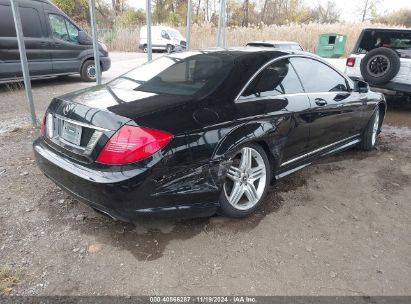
[345,28,411,98]
[0,0,111,83]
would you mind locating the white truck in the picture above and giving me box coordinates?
[345,28,411,98]
[139,26,186,54]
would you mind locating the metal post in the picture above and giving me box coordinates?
[89,0,101,85]
[222,0,227,48]
[186,0,192,50]
[216,0,225,47]
[146,0,152,62]
[10,0,37,127]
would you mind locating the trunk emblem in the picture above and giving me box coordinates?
[63,104,75,116]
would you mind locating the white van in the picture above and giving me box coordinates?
[139,26,187,53]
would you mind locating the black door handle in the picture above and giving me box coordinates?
[315,98,327,106]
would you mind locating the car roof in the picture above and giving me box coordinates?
[168,47,315,61]
[247,40,300,45]
[363,27,411,32]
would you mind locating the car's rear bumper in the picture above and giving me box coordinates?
[33,138,220,222]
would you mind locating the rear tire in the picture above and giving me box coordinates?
[166,44,173,54]
[80,60,100,82]
[143,44,148,53]
[218,143,270,218]
[358,110,380,151]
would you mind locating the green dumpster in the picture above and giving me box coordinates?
[316,33,347,58]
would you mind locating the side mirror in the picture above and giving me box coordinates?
[78,31,92,45]
[355,80,369,93]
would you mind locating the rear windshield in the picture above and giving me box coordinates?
[111,53,233,96]
[357,30,411,53]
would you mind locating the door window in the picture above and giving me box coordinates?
[65,19,79,43]
[241,58,304,98]
[161,30,170,40]
[48,14,79,43]
[290,57,348,93]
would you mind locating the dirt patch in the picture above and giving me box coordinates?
[0,270,19,295]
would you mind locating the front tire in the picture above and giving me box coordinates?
[358,109,380,151]
[166,44,173,53]
[218,143,270,218]
[80,60,100,82]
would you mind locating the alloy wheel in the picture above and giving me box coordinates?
[367,55,390,78]
[224,147,267,211]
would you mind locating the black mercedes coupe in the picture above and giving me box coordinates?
[34,48,386,221]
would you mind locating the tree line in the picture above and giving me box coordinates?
[50,0,411,28]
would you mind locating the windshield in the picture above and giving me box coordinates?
[109,53,233,96]
[168,29,183,40]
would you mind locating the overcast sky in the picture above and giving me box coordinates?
[306,0,411,22]
[130,0,411,22]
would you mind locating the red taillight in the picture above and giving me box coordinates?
[346,57,356,67]
[96,126,173,165]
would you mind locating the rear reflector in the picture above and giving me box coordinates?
[96,126,173,165]
[346,57,356,67]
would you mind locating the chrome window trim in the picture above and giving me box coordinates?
[235,53,354,102]
[280,134,360,167]
[54,114,112,132]
[236,91,351,104]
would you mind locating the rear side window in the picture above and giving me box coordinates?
[21,7,43,37]
[48,14,79,43]
[241,58,304,97]
[0,5,15,37]
[0,5,43,38]
[290,57,348,93]
[358,30,411,53]
[118,54,233,96]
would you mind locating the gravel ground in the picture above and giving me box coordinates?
[0,54,410,296]
[0,123,410,296]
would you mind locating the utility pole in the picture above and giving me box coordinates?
[10,0,37,127]
[216,0,225,47]
[186,0,192,50]
[146,0,152,61]
[89,0,102,85]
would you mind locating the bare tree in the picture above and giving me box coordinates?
[261,0,269,23]
[359,0,381,22]
[111,0,127,15]
[242,0,249,26]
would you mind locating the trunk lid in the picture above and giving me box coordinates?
[43,80,193,164]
